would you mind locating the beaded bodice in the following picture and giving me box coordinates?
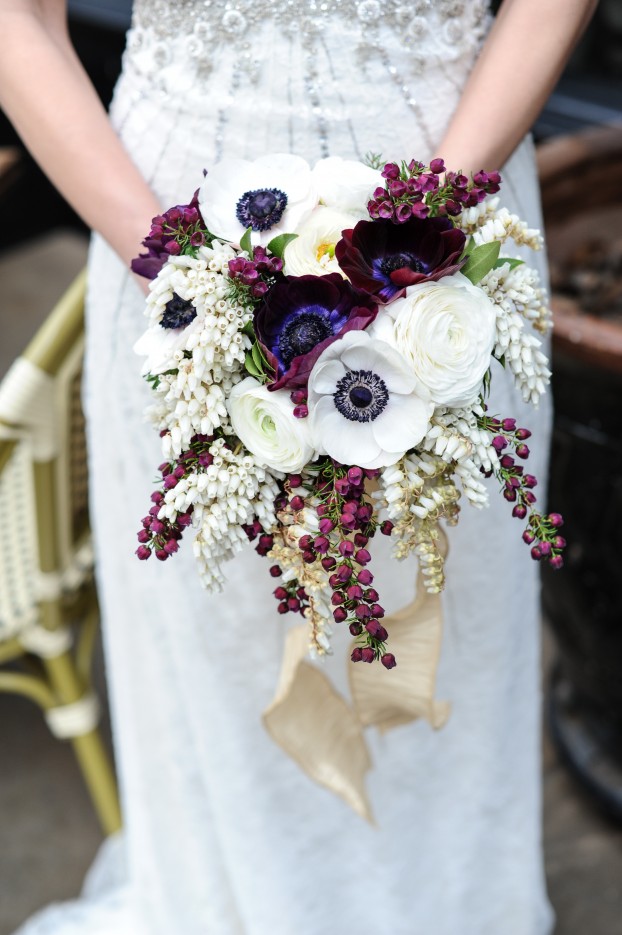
[118,1,491,170]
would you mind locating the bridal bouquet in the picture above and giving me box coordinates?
[132,153,565,667]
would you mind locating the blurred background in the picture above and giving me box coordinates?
[0,2,621,933]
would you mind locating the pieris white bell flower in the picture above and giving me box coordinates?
[284,206,359,277]
[307,330,433,469]
[228,377,315,473]
[371,272,497,408]
[312,157,383,216]
[199,154,318,246]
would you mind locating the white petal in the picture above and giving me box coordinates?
[308,358,347,396]
[311,402,381,466]
[371,394,432,452]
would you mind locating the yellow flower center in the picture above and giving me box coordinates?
[316,241,336,262]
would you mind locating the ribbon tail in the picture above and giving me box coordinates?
[350,574,451,733]
[263,625,375,822]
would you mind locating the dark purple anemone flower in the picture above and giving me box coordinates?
[255,273,377,392]
[335,216,467,303]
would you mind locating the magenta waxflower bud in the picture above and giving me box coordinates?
[329,573,341,589]
[335,478,350,495]
[342,500,358,514]
[331,591,345,606]
[523,491,537,505]
[159,461,171,476]
[318,518,335,534]
[321,556,336,571]
[164,539,179,554]
[500,454,514,469]
[530,545,542,561]
[522,529,535,545]
[429,158,445,174]
[347,466,364,485]
[155,549,169,561]
[274,586,288,600]
[356,504,373,522]
[298,534,313,550]
[548,513,564,528]
[553,536,566,549]
[503,488,517,503]
[302,550,316,564]
[370,603,384,618]
[289,473,303,488]
[163,474,178,489]
[366,588,379,602]
[376,625,389,642]
[501,418,516,431]
[293,405,309,419]
[354,533,369,548]
[269,564,281,577]
[351,647,364,663]
[512,504,527,520]
[290,495,305,511]
[313,535,330,554]
[358,568,373,585]
[339,540,355,558]
[287,597,301,612]
[136,545,151,561]
[355,548,371,565]
[340,513,356,529]
[523,474,537,488]
[142,516,152,528]
[151,491,164,504]
[381,653,397,670]
[516,444,530,459]
[150,519,165,535]
[177,512,192,527]
[492,435,507,453]
[539,541,552,557]
[365,619,382,637]
[347,584,364,601]
[277,601,289,615]
[361,647,376,664]
[549,555,564,570]
[355,605,372,619]
[337,564,352,583]
[349,623,363,636]
[381,162,400,180]
[173,464,185,479]
[137,529,150,544]
[290,389,307,406]
[516,428,532,440]
[148,505,160,517]
[334,607,348,622]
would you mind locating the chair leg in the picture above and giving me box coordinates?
[42,649,122,836]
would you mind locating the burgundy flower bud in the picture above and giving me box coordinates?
[549,555,564,570]
[503,488,517,503]
[553,536,566,549]
[150,519,165,535]
[347,466,364,485]
[339,540,355,558]
[366,588,379,602]
[548,513,564,528]
[150,491,164,504]
[381,653,397,669]
[148,505,160,517]
[358,569,373,585]
[321,556,337,571]
[349,623,363,636]
[395,203,413,223]
[351,647,364,663]
[318,518,335,534]
[173,464,185,479]
[329,573,341,589]
[331,591,345,606]
[516,428,532,440]
[377,202,395,219]
[365,618,382,637]
[316,504,328,517]
[499,455,514,469]
[500,417,516,432]
[178,512,192,527]
[274,586,288,600]
[492,435,507,453]
[380,520,394,536]
[354,548,371,565]
[313,535,330,554]
[164,539,179,555]
[524,491,537,505]
[342,499,358,514]
[429,158,445,174]
[337,564,353,583]
[163,474,178,489]
[522,529,536,545]
[354,533,369,548]
[277,601,289,615]
[155,548,169,561]
[523,474,537,488]
[289,473,303,488]
[334,607,348,623]
[355,604,372,619]
[376,626,389,642]
[293,405,309,419]
[299,534,313,549]
[296,587,307,600]
[340,512,356,529]
[516,444,530,459]
[361,647,376,664]
[530,545,542,561]
[356,504,373,522]
[287,597,301,612]
[302,550,316,564]
[506,476,521,489]
[137,529,150,544]
[346,584,364,601]
[269,564,282,577]
[370,603,384,618]
[335,478,350,495]
[539,541,552,557]
[136,545,151,560]
[512,504,527,519]
[198,451,213,468]
[381,162,400,180]
[290,495,305,511]
[141,516,152,528]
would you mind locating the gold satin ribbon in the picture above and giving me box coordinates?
[263,558,450,822]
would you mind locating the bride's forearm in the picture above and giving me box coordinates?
[436,0,598,174]
[0,3,160,268]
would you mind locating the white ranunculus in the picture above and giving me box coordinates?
[228,377,315,473]
[307,330,433,469]
[370,272,497,408]
[199,154,318,247]
[312,157,382,216]
[283,207,359,277]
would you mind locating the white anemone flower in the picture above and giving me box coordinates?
[199,154,318,246]
[283,206,359,277]
[312,157,383,216]
[307,331,433,469]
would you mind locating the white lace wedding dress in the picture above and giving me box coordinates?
[15,2,554,933]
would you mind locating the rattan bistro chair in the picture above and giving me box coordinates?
[0,270,121,835]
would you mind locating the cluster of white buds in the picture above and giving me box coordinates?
[493,307,551,406]
[147,365,233,457]
[482,260,552,335]
[459,198,543,252]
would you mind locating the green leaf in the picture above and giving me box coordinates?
[266,233,298,259]
[460,236,476,260]
[251,342,265,372]
[240,227,253,257]
[461,241,501,284]
[493,257,524,270]
[242,321,255,338]
[245,351,262,379]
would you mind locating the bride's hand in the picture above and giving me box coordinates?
[435,0,598,174]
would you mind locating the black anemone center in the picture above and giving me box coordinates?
[161,293,197,330]
[379,252,425,278]
[236,187,288,232]
[278,310,333,368]
[333,369,389,423]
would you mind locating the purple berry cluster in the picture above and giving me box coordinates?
[262,462,397,668]
[368,158,501,223]
[228,246,284,300]
[131,190,209,280]
[135,433,213,562]
[482,416,566,569]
